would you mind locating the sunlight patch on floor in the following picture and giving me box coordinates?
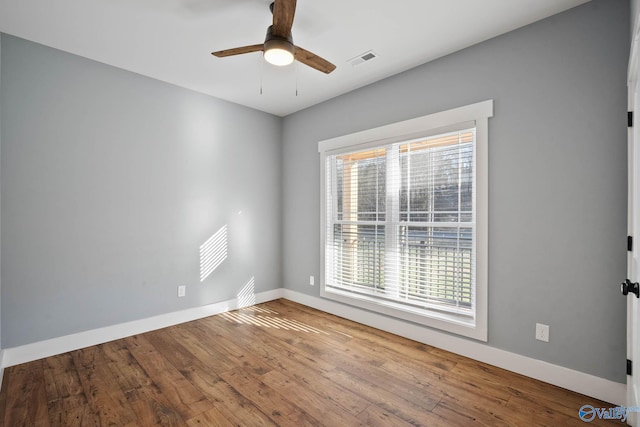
[220,309,329,335]
[239,305,279,315]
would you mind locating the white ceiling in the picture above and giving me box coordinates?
[0,0,590,117]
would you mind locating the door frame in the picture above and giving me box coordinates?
[628,7,640,424]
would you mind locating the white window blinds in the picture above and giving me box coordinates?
[325,129,475,320]
[319,100,491,341]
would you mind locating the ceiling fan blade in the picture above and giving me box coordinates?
[295,46,336,74]
[272,0,297,37]
[212,44,264,58]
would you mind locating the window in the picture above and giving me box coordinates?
[319,101,492,341]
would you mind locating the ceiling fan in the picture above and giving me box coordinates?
[211,0,336,74]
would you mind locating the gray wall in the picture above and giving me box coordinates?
[0,36,2,354]
[1,34,282,347]
[633,0,639,39]
[282,0,629,382]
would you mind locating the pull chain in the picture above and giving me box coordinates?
[260,53,263,95]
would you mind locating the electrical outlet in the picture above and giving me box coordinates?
[178,285,186,298]
[309,275,315,286]
[535,323,549,342]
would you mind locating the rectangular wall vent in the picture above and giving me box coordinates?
[347,50,378,67]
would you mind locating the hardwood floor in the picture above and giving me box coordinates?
[0,299,622,426]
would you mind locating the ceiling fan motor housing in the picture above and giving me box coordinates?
[264,25,295,65]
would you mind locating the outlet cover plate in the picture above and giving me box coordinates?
[535,323,549,342]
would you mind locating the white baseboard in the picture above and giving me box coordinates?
[0,350,4,391]
[0,287,625,406]
[1,288,284,368]
[282,289,626,407]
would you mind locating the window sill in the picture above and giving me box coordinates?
[321,285,487,342]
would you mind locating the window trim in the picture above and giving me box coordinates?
[319,100,492,341]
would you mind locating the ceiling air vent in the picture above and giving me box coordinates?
[347,50,378,67]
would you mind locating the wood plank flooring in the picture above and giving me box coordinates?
[0,299,623,426]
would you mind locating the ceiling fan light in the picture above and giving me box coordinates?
[264,39,295,66]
